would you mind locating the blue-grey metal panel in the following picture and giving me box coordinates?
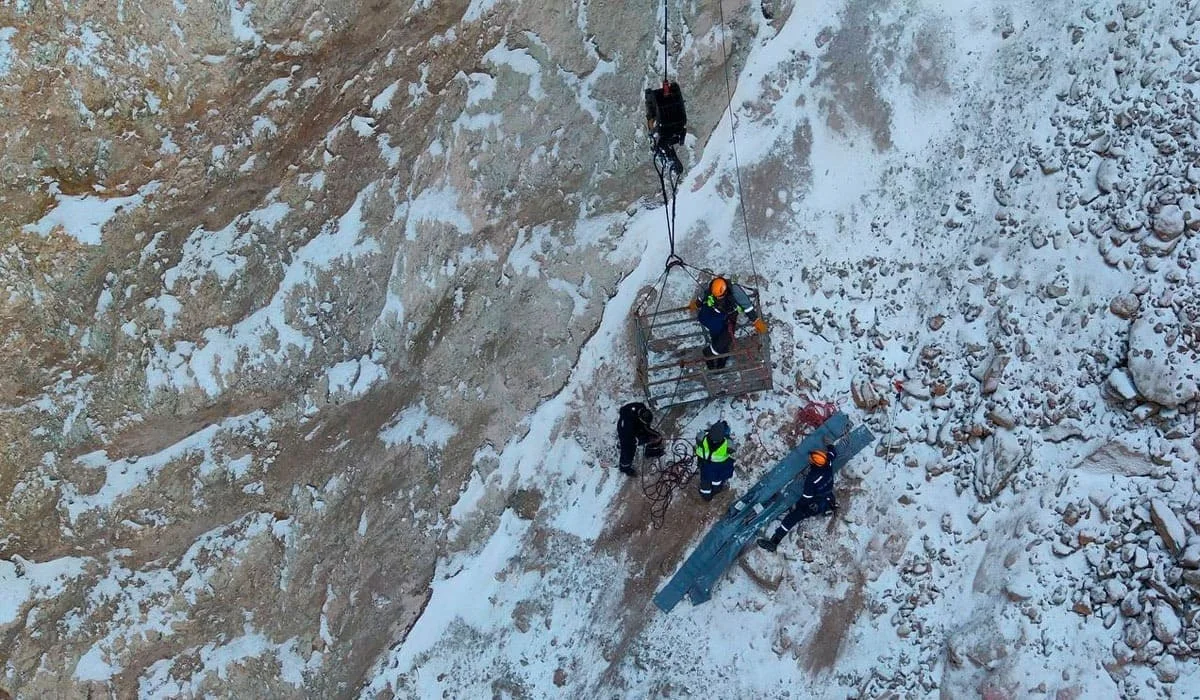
[652,413,858,613]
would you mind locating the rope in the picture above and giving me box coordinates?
[661,0,669,83]
[653,151,682,260]
[639,438,696,529]
[716,0,759,284]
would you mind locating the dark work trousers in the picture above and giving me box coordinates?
[779,495,835,531]
[618,433,640,470]
[704,321,735,370]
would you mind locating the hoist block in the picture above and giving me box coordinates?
[645,81,687,147]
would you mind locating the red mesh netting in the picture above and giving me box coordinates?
[795,400,838,429]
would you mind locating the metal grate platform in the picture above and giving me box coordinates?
[633,288,773,410]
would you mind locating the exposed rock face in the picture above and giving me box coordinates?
[0,0,756,696]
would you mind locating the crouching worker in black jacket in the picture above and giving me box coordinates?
[616,402,665,477]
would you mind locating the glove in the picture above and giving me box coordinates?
[754,318,767,334]
[688,299,699,313]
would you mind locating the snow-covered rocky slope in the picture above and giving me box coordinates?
[363,0,1200,698]
[2,0,1199,697]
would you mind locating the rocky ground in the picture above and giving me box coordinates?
[361,0,1200,698]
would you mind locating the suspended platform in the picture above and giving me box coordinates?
[633,286,773,410]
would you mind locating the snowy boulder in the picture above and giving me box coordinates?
[973,355,1010,395]
[1074,440,1155,477]
[740,550,786,592]
[1150,499,1188,555]
[986,406,1016,429]
[850,379,885,411]
[1125,619,1152,649]
[1152,205,1185,241]
[1043,272,1070,298]
[1152,602,1182,645]
[900,379,930,400]
[1096,159,1120,193]
[972,431,1026,501]
[1126,308,1200,408]
[1120,591,1142,617]
[946,612,1016,668]
[1104,579,1128,603]
[1004,571,1037,602]
[1109,293,1140,319]
[1156,656,1180,683]
[1179,537,1200,569]
[1106,369,1139,400]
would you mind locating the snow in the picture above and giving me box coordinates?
[370,80,401,114]
[0,27,16,78]
[228,0,262,46]
[65,515,298,689]
[75,644,118,681]
[1127,307,1200,408]
[276,637,321,686]
[138,626,318,696]
[60,412,271,522]
[0,556,88,625]
[403,186,473,241]
[251,76,291,106]
[9,0,1199,694]
[65,24,111,78]
[251,115,277,137]
[374,137,399,170]
[378,401,457,449]
[369,509,533,680]
[326,355,388,399]
[23,181,158,245]
[350,115,376,137]
[461,0,498,23]
[147,184,381,397]
[483,40,544,100]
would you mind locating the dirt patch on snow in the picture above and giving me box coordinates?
[593,476,731,684]
[802,567,866,674]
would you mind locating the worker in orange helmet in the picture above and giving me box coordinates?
[687,276,766,370]
[757,446,839,552]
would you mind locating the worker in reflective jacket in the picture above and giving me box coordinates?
[688,276,766,370]
[757,446,839,552]
[695,420,735,501]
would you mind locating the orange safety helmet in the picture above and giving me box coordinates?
[809,450,830,468]
[709,277,728,297]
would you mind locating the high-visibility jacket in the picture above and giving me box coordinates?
[695,436,735,484]
[695,436,729,462]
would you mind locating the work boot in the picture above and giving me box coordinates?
[758,528,784,552]
[618,464,637,477]
[699,490,714,502]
